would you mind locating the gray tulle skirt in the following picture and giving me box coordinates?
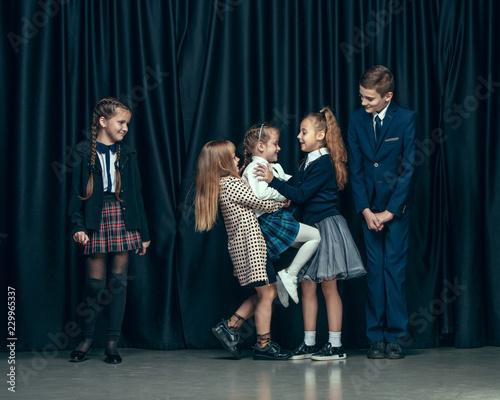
[299,214,366,282]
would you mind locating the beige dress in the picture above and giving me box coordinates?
[219,176,284,286]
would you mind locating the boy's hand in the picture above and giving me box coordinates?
[362,209,384,231]
[374,210,394,225]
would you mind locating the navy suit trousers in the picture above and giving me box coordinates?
[362,210,410,344]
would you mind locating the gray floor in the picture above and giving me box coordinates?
[8,346,500,399]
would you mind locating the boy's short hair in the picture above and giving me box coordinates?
[359,65,395,96]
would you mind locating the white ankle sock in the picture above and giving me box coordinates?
[304,331,316,346]
[329,331,342,347]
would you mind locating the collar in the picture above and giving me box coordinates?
[372,99,391,121]
[76,141,134,156]
[251,156,269,165]
[306,147,329,166]
[96,141,118,153]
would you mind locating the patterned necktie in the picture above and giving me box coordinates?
[375,115,382,144]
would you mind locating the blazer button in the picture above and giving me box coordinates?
[374,163,379,167]
[122,207,126,211]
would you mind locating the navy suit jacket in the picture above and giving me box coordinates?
[347,101,417,217]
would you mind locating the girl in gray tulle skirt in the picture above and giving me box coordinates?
[255,107,365,361]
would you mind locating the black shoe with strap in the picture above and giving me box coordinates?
[253,341,292,360]
[212,320,241,359]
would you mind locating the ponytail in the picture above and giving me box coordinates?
[305,107,348,190]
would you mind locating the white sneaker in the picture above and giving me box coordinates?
[278,270,299,304]
[276,275,289,308]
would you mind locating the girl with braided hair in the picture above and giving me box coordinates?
[68,97,150,364]
[255,107,365,361]
[241,124,321,307]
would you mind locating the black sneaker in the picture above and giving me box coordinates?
[253,341,292,360]
[289,342,320,360]
[310,343,346,361]
[212,320,241,359]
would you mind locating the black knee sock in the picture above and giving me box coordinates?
[106,272,128,347]
[76,277,105,351]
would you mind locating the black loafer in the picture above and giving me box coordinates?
[367,341,385,359]
[253,341,292,360]
[103,350,122,364]
[385,342,404,359]
[69,347,91,362]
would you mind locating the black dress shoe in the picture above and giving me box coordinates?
[253,341,292,360]
[69,347,92,362]
[367,341,385,359]
[103,350,122,364]
[385,342,404,359]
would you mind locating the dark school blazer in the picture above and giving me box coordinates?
[347,101,417,217]
[269,154,340,225]
[68,141,150,242]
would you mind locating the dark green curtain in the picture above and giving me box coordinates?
[1,0,499,353]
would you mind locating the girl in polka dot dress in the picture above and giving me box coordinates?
[195,140,291,360]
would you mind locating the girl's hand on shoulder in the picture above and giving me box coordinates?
[136,240,151,255]
[254,163,274,183]
[73,231,89,245]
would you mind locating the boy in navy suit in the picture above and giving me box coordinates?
[348,65,417,359]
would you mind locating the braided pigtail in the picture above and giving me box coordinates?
[79,119,99,200]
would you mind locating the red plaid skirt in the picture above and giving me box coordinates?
[83,200,142,254]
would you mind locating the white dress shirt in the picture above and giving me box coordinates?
[372,99,391,128]
[242,156,291,217]
[97,150,117,192]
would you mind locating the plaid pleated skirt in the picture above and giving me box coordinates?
[82,198,143,255]
[258,208,299,261]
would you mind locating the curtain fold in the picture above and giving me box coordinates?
[2,0,499,351]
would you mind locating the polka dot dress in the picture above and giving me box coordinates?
[219,177,284,286]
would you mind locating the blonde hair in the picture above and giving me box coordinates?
[240,124,279,173]
[303,107,348,190]
[80,97,132,201]
[195,140,239,232]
